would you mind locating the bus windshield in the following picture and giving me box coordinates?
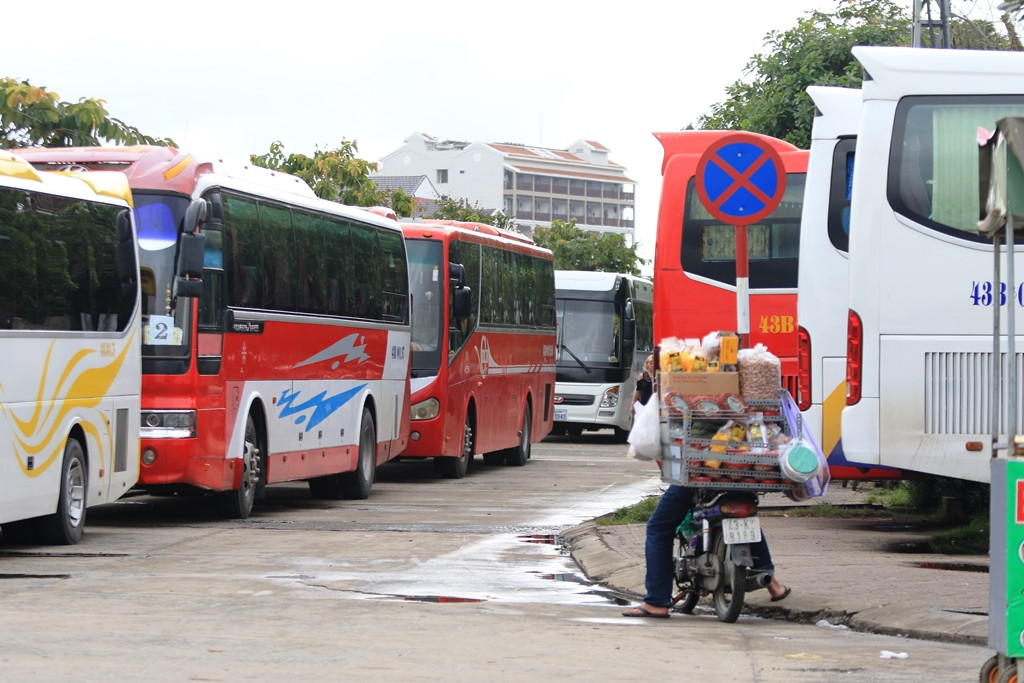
[407,238,445,377]
[134,192,192,360]
[556,298,619,372]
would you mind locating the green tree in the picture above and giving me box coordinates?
[1,78,174,149]
[431,196,495,224]
[695,0,1019,149]
[388,188,416,218]
[250,140,388,207]
[429,197,522,233]
[532,219,646,275]
[696,0,909,148]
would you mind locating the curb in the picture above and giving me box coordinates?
[562,520,988,646]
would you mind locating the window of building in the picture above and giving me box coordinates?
[437,169,449,184]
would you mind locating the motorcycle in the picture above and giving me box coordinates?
[671,489,772,623]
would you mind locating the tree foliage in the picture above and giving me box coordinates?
[428,196,520,232]
[1,78,174,149]
[695,0,1020,149]
[696,0,909,148]
[431,197,494,223]
[250,140,397,209]
[532,219,646,275]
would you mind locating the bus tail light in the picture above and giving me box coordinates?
[846,309,863,406]
[796,325,811,411]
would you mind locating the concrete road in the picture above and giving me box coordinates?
[0,433,992,681]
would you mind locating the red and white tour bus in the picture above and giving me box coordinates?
[652,131,808,398]
[18,145,412,518]
[400,220,557,478]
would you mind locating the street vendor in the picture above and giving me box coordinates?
[621,484,790,618]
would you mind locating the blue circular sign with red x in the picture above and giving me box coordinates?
[695,134,787,225]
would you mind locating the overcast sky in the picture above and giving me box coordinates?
[7,0,849,266]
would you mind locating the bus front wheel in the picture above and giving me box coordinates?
[38,438,88,545]
[439,414,473,479]
[219,413,263,519]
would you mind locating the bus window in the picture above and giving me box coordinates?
[827,138,857,253]
[682,173,805,289]
[888,96,1024,240]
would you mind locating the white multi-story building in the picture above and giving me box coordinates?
[376,133,635,241]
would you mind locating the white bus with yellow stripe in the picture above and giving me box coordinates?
[0,150,141,544]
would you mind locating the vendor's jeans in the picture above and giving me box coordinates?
[643,484,775,608]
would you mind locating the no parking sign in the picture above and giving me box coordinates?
[695,135,787,338]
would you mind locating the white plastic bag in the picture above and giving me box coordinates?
[627,393,662,461]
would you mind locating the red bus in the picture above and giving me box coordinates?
[401,220,557,478]
[652,131,808,397]
[18,146,412,518]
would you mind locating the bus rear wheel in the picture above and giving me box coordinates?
[38,438,88,545]
[219,413,263,519]
[341,408,376,499]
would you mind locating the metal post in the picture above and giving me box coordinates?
[995,229,1003,451]
[1010,215,1017,441]
[735,223,750,347]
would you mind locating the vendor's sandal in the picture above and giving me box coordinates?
[622,605,670,618]
[770,586,792,602]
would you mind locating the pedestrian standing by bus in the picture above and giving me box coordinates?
[631,354,655,417]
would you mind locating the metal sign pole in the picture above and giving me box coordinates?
[735,223,750,347]
[695,134,786,349]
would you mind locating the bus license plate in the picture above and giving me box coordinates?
[554,408,567,421]
[721,517,761,544]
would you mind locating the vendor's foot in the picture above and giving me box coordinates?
[622,603,670,618]
[767,578,791,602]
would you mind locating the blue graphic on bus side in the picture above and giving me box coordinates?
[277,384,367,432]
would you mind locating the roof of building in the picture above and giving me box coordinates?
[485,142,635,184]
[370,174,437,198]
[508,164,635,185]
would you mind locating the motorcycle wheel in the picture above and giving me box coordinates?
[673,535,700,614]
[711,531,747,623]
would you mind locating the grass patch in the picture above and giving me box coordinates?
[599,484,989,556]
[927,515,989,554]
[596,495,659,526]
[765,502,890,518]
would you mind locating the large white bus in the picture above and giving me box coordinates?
[796,86,903,481]
[552,271,653,440]
[842,46,1024,483]
[0,151,142,544]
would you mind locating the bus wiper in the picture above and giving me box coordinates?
[560,344,592,373]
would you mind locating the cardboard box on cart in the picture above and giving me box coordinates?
[660,370,739,398]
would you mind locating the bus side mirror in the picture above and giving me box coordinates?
[184,198,208,234]
[449,262,466,287]
[622,318,635,343]
[174,198,208,299]
[453,286,471,320]
[115,210,138,296]
[622,299,636,343]
[173,231,206,299]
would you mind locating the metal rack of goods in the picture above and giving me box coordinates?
[658,391,812,494]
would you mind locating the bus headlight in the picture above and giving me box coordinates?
[410,398,440,421]
[600,386,620,408]
[141,410,197,438]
